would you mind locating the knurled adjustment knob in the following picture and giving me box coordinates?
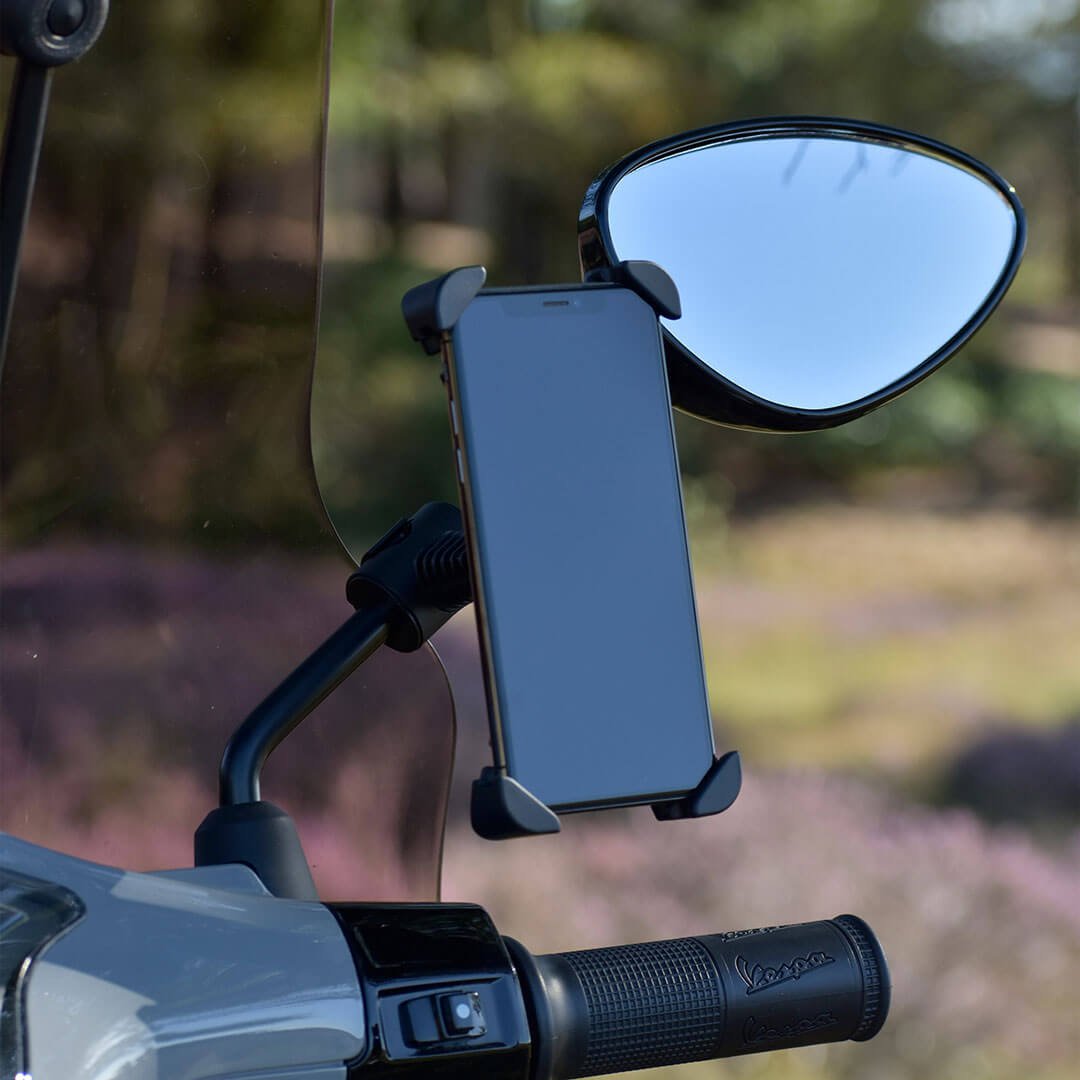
[47,0,86,37]
[1,0,108,66]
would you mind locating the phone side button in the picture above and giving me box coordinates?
[455,447,464,480]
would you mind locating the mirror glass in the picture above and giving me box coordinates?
[603,133,1019,410]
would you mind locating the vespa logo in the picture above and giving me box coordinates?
[717,926,780,943]
[734,950,835,995]
[742,1011,839,1045]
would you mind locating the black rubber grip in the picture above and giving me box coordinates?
[508,915,890,1079]
[561,937,723,1074]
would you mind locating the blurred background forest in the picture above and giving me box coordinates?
[316,0,1080,539]
[2,2,1079,1079]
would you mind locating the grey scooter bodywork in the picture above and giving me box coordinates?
[0,834,366,1080]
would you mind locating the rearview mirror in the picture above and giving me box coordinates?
[579,118,1025,431]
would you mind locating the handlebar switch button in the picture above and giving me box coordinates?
[439,991,486,1037]
[401,996,441,1046]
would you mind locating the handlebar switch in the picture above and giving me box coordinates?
[330,903,530,1076]
[399,990,489,1046]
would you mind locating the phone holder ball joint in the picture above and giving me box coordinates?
[402,263,742,841]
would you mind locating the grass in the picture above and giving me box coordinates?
[688,507,1080,784]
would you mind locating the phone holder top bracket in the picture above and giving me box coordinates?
[401,260,681,360]
[402,264,488,355]
[582,259,681,319]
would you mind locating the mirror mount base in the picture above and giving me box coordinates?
[194,800,318,901]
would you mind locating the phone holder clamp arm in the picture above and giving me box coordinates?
[402,263,488,355]
[582,259,682,319]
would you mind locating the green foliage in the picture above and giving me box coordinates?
[3,0,1078,548]
[314,0,1079,539]
[312,255,460,555]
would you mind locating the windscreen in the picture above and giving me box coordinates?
[0,0,453,902]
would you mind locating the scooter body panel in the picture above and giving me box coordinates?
[1,834,366,1080]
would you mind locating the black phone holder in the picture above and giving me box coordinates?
[401,262,741,840]
[199,264,738,891]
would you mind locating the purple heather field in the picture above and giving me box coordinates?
[2,543,1078,1080]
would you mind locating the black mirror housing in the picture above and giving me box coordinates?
[579,117,1026,432]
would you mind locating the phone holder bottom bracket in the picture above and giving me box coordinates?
[470,751,742,841]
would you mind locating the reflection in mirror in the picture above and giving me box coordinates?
[604,134,1019,410]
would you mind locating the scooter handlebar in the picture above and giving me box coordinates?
[508,915,889,1079]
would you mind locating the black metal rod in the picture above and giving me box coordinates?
[1,61,52,373]
[219,603,394,806]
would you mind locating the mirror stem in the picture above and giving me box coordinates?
[0,62,52,374]
[218,605,393,806]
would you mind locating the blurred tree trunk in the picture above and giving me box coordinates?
[1064,102,1080,300]
[381,131,406,245]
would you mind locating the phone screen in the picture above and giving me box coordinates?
[447,285,714,811]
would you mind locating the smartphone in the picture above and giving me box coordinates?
[443,284,714,812]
